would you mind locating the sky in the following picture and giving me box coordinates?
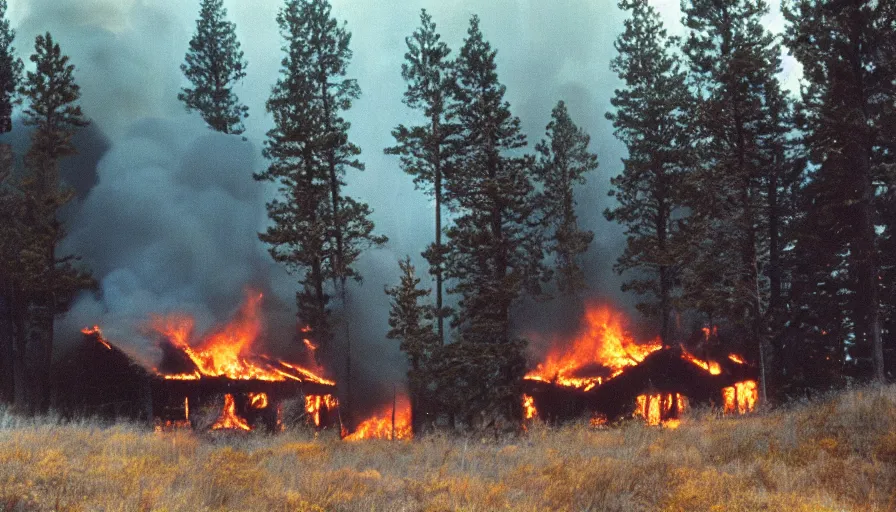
[1,0,803,406]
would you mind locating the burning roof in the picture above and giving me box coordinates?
[74,293,339,432]
[523,304,759,426]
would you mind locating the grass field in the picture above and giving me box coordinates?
[1,386,895,511]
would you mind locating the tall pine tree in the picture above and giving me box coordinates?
[681,0,792,400]
[18,32,94,413]
[438,15,544,423]
[300,0,386,418]
[604,0,692,347]
[257,1,385,417]
[257,0,335,363]
[386,9,458,345]
[179,0,249,135]
[783,0,894,383]
[535,100,597,296]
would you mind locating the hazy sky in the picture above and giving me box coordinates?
[3,0,802,403]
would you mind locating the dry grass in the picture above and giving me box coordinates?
[1,386,895,511]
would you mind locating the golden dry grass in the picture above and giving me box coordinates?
[1,386,895,511]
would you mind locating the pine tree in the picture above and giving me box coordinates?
[298,0,386,418]
[604,0,692,347]
[256,0,335,362]
[440,15,544,422]
[179,0,249,135]
[257,1,386,415]
[535,100,596,296]
[287,0,373,289]
[384,257,438,434]
[0,0,22,134]
[783,0,895,384]
[18,33,94,413]
[680,0,792,400]
[386,9,457,345]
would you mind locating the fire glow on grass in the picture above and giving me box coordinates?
[345,394,413,441]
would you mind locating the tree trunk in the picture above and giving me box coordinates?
[433,113,444,346]
[846,6,884,383]
[0,281,15,404]
[12,310,27,412]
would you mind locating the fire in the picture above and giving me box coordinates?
[635,393,688,427]
[723,381,758,414]
[304,394,338,427]
[525,304,662,390]
[590,414,608,427]
[149,292,332,385]
[345,394,413,441]
[249,392,268,409]
[81,325,112,350]
[681,348,722,375]
[522,394,537,420]
[523,304,760,427]
[728,354,745,364]
[210,394,252,431]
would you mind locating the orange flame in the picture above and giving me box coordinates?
[210,394,251,431]
[635,393,687,427]
[249,392,268,409]
[304,394,339,427]
[81,325,112,350]
[522,394,537,420]
[525,304,662,390]
[345,394,412,441]
[149,292,332,385]
[681,348,722,375]
[723,381,758,414]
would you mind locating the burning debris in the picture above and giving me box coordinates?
[74,293,339,432]
[522,304,759,427]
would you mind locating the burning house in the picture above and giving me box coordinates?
[58,298,757,435]
[522,305,759,427]
[60,293,340,432]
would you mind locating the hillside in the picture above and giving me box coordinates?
[1,386,894,511]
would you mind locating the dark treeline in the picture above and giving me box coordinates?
[0,0,893,429]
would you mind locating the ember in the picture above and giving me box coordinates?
[81,325,111,350]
